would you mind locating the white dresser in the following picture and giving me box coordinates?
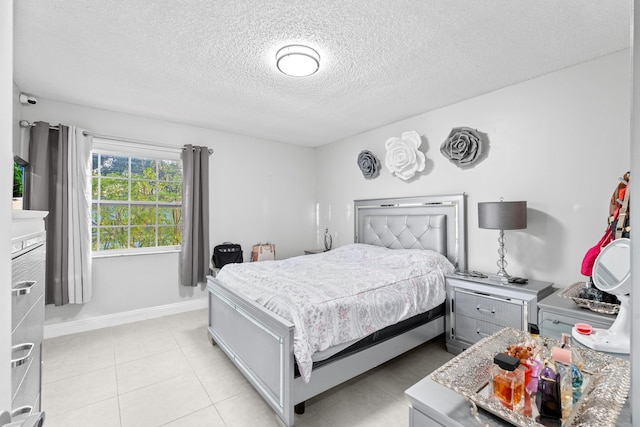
[10,211,47,424]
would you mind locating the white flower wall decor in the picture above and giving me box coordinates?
[384,131,426,181]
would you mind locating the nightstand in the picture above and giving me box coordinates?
[304,248,325,255]
[537,289,616,341]
[445,275,554,355]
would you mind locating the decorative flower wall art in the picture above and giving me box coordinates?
[384,131,426,181]
[440,127,485,168]
[357,150,380,179]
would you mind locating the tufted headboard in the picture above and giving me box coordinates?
[354,194,467,272]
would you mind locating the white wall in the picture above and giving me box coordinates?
[18,99,317,327]
[316,50,631,287]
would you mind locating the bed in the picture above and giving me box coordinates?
[207,194,467,426]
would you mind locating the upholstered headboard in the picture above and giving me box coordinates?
[354,194,467,271]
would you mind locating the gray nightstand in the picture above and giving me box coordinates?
[537,289,616,340]
[304,248,325,255]
[445,275,554,355]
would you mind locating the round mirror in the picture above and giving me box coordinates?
[592,237,631,295]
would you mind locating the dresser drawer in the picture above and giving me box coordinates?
[453,315,505,345]
[11,356,42,419]
[11,294,44,402]
[12,243,45,333]
[454,290,524,328]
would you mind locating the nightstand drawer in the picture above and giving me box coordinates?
[539,310,612,330]
[454,315,504,344]
[454,290,524,328]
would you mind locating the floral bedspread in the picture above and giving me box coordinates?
[216,243,454,382]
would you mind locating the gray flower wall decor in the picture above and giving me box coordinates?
[440,127,485,168]
[384,130,426,181]
[357,150,381,179]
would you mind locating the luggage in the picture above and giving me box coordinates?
[251,243,275,262]
[212,242,243,268]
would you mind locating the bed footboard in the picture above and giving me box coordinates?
[207,276,296,426]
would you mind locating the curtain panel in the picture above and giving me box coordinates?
[180,145,210,286]
[29,122,92,305]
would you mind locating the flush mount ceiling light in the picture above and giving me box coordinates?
[276,45,320,77]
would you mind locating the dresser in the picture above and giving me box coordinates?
[10,211,47,423]
[445,275,554,355]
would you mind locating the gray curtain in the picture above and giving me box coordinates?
[180,145,210,286]
[29,122,69,305]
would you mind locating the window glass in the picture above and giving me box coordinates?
[92,152,182,253]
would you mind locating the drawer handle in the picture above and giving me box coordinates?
[551,319,560,324]
[476,329,491,338]
[12,280,36,296]
[10,405,32,418]
[11,343,34,368]
[476,305,496,315]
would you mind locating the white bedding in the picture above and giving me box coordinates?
[215,243,454,382]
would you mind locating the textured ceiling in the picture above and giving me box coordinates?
[14,1,630,147]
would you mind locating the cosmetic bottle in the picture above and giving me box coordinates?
[537,359,562,419]
[560,333,584,403]
[491,353,525,411]
[551,344,574,419]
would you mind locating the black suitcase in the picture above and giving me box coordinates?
[212,242,243,268]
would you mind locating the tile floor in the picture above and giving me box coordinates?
[41,309,454,427]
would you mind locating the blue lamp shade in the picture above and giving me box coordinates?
[478,201,527,230]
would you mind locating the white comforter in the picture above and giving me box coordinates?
[216,243,454,382]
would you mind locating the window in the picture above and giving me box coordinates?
[91,152,182,253]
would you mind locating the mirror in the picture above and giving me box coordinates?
[573,237,631,354]
[593,237,631,295]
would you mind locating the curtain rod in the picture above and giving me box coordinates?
[19,120,59,131]
[18,120,213,155]
[83,131,213,155]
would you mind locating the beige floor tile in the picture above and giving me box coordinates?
[42,334,115,384]
[116,349,193,394]
[160,405,225,427]
[113,327,179,364]
[43,397,121,427]
[43,327,113,355]
[42,367,118,418]
[118,373,211,427]
[215,388,282,427]
[315,380,403,427]
[180,341,229,372]
[170,323,211,349]
[195,357,252,403]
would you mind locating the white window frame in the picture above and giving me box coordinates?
[91,139,183,258]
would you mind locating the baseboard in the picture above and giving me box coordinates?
[43,298,208,339]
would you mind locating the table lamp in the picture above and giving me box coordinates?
[478,200,527,280]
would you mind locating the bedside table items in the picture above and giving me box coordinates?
[477,199,527,280]
[507,276,528,284]
[324,228,333,251]
[558,282,620,314]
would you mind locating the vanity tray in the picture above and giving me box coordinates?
[430,328,629,427]
[558,282,620,315]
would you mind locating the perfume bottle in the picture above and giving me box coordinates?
[537,359,562,419]
[491,353,525,411]
[560,333,583,403]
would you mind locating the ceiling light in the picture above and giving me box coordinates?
[276,45,320,77]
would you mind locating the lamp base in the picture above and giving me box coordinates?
[487,274,509,283]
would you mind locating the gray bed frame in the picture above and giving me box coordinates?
[207,194,467,426]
